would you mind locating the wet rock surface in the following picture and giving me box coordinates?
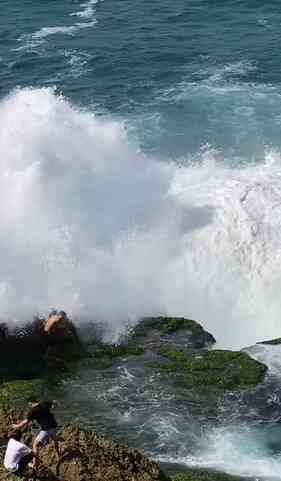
[156,348,267,389]
[171,468,254,481]
[129,317,216,350]
[0,412,259,481]
[47,318,270,478]
[0,411,168,481]
[258,338,281,346]
[0,317,275,481]
[0,315,88,408]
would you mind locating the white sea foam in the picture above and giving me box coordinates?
[157,424,281,480]
[32,21,96,40]
[62,49,92,78]
[207,60,256,82]
[157,60,261,102]
[245,343,281,377]
[16,0,98,52]
[16,20,96,52]
[121,368,135,382]
[2,87,281,347]
[71,0,99,20]
[197,425,281,480]
[32,25,81,39]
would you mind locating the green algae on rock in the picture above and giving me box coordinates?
[83,317,215,371]
[131,317,216,348]
[156,349,267,389]
[172,468,251,481]
[89,342,145,369]
[0,379,46,409]
[93,342,145,360]
[258,337,281,345]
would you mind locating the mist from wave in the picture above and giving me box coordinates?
[1,87,281,347]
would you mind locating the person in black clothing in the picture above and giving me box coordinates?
[12,399,59,466]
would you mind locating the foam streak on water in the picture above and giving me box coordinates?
[16,0,99,51]
[71,0,99,20]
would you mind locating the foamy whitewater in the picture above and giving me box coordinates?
[1,87,281,348]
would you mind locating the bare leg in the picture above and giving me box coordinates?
[54,437,60,456]
[31,438,41,468]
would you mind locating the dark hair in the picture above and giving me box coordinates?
[58,311,67,318]
[27,395,38,403]
[9,430,22,441]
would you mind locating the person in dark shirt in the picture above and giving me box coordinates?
[12,399,59,466]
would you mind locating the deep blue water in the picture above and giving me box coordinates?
[2,0,281,160]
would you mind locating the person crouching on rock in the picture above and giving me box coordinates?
[12,399,59,466]
[4,429,34,475]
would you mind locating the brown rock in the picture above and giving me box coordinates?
[0,412,168,481]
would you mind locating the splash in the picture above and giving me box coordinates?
[157,424,281,480]
[1,87,281,347]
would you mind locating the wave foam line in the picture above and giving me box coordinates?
[71,0,99,19]
[16,1,100,51]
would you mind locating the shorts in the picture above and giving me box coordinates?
[17,452,34,474]
[35,428,57,446]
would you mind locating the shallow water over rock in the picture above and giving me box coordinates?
[47,320,281,480]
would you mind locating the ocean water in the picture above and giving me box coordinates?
[3,0,281,478]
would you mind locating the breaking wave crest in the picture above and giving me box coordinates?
[1,87,281,347]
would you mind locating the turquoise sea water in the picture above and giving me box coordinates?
[2,0,281,160]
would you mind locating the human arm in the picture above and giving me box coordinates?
[11,419,30,430]
[44,314,61,333]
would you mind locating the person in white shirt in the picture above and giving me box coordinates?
[4,430,34,475]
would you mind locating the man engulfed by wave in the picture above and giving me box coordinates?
[44,310,71,336]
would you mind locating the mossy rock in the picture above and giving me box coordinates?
[78,342,145,370]
[93,355,114,369]
[173,468,249,481]
[157,349,267,389]
[0,317,88,382]
[258,337,281,345]
[131,317,215,348]
[93,342,144,359]
[0,379,46,408]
